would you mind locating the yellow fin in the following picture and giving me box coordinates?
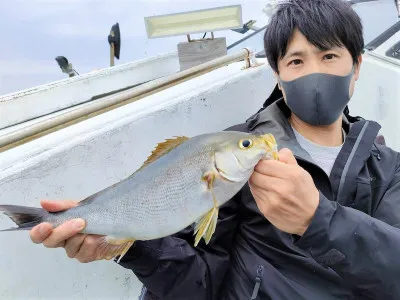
[262,133,279,160]
[97,236,135,263]
[138,136,189,170]
[194,206,219,246]
[194,171,219,246]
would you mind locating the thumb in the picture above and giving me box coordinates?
[40,200,78,212]
[278,148,298,165]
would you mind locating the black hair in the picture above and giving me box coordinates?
[264,0,364,73]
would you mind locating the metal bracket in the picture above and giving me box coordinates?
[242,48,264,69]
[187,32,215,43]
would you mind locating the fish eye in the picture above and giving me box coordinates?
[239,139,253,149]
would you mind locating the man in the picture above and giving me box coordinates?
[30,0,400,299]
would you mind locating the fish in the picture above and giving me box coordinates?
[0,131,278,262]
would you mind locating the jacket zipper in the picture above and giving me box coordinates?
[251,265,264,300]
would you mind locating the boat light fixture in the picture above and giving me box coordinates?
[144,5,243,39]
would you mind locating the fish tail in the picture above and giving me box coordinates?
[0,205,47,231]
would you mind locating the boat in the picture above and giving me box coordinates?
[0,1,399,299]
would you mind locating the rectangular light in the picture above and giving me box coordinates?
[145,5,243,39]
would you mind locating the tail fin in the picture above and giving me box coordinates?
[0,205,46,231]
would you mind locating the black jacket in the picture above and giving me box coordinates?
[117,98,400,300]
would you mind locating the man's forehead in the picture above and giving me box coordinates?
[283,29,344,56]
[283,39,343,58]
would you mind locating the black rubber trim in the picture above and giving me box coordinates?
[227,24,268,50]
[365,21,400,51]
[348,0,377,4]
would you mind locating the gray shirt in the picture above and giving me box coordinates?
[291,126,345,176]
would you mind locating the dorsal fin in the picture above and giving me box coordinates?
[138,136,189,171]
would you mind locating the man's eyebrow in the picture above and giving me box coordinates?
[283,50,306,60]
[283,47,343,60]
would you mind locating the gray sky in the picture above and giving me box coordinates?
[0,0,398,96]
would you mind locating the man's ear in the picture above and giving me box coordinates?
[354,55,363,81]
[274,72,282,90]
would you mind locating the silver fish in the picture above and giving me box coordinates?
[0,131,278,261]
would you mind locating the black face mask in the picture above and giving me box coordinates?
[278,69,354,126]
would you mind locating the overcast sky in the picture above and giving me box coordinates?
[0,0,398,96]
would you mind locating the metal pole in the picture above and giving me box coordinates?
[110,43,115,67]
[0,49,253,153]
[227,24,268,50]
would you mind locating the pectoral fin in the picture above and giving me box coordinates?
[194,206,218,246]
[194,171,219,246]
[97,236,135,263]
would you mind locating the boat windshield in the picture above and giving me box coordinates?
[227,26,267,57]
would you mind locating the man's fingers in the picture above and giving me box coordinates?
[74,235,100,263]
[65,234,87,258]
[42,218,86,248]
[255,159,296,179]
[249,172,282,192]
[249,181,279,213]
[278,148,298,165]
[40,200,79,212]
[30,223,53,244]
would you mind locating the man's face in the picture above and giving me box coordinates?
[276,29,362,99]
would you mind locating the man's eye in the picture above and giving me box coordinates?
[324,54,337,60]
[288,59,303,66]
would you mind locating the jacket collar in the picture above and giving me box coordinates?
[245,98,321,163]
[245,98,382,201]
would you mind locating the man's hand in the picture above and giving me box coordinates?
[30,200,106,263]
[249,148,320,236]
